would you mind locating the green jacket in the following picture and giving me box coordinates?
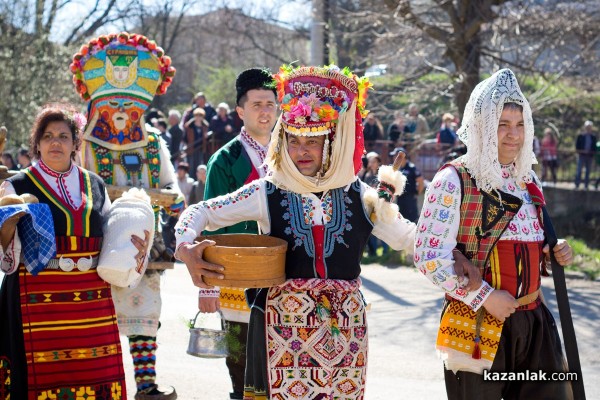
[203,136,259,234]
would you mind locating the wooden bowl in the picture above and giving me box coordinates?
[198,234,287,288]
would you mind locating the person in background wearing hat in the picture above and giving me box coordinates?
[575,120,597,190]
[193,68,278,400]
[415,69,574,400]
[390,147,424,223]
[175,65,418,400]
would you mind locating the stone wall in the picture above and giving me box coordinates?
[544,187,600,248]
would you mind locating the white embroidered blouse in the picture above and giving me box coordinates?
[414,165,544,311]
[0,161,111,273]
[175,178,416,257]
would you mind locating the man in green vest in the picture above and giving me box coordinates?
[415,69,574,400]
[198,68,277,400]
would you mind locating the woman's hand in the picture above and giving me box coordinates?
[177,240,225,288]
[131,230,150,269]
[543,239,574,268]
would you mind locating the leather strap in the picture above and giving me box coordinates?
[542,206,585,399]
[517,289,540,306]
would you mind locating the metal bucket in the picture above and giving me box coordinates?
[186,311,228,358]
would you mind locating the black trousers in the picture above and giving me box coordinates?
[244,307,269,398]
[445,304,573,400]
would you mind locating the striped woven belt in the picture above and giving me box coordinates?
[517,289,540,306]
[46,256,99,271]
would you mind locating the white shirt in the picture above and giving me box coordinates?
[175,178,416,254]
[414,165,543,311]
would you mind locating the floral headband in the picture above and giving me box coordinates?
[274,65,371,136]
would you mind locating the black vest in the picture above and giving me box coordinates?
[8,168,105,239]
[265,180,373,280]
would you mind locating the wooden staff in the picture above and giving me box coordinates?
[542,206,585,400]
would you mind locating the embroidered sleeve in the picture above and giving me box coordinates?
[414,167,493,311]
[199,288,220,298]
[174,180,270,249]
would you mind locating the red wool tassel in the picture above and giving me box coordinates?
[472,337,481,359]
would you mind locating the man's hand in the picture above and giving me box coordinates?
[453,249,482,291]
[543,238,573,268]
[482,290,519,322]
[177,240,224,288]
[198,296,220,313]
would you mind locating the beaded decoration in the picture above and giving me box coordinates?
[91,132,161,187]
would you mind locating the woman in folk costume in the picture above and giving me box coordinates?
[175,65,416,399]
[71,32,180,399]
[414,69,574,399]
[0,104,149,399]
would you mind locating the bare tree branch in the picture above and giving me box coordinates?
[63,0,117,46]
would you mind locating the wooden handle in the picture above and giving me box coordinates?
[392,150,406,171]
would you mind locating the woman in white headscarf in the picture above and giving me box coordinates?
[414,69,574,400]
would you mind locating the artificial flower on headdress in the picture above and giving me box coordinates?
[265,65,371,195]
[70,32,176,151]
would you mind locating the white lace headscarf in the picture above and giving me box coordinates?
[457,68,537,192]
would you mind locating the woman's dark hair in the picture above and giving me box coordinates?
[502,102,523,112]
[1,152,16,168]
[30,103,83,160]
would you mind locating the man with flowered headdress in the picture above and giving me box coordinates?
[175,65,416,399]
[415,69,574,399]
[71,32,180,399]
[197,67,277,400]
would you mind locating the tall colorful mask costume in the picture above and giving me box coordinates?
[71,32,175,151]
[71,33,180,397]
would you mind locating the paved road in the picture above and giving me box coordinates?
[121,263,600,399]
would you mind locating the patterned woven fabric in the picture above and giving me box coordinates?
[220,287,250,323]
[0,203,56,275]
[18,266,126,399]
[487,241,543,309]
[266,278,367,400]
[437,298,502,372]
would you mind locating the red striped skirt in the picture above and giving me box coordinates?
[0,264,126,399]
